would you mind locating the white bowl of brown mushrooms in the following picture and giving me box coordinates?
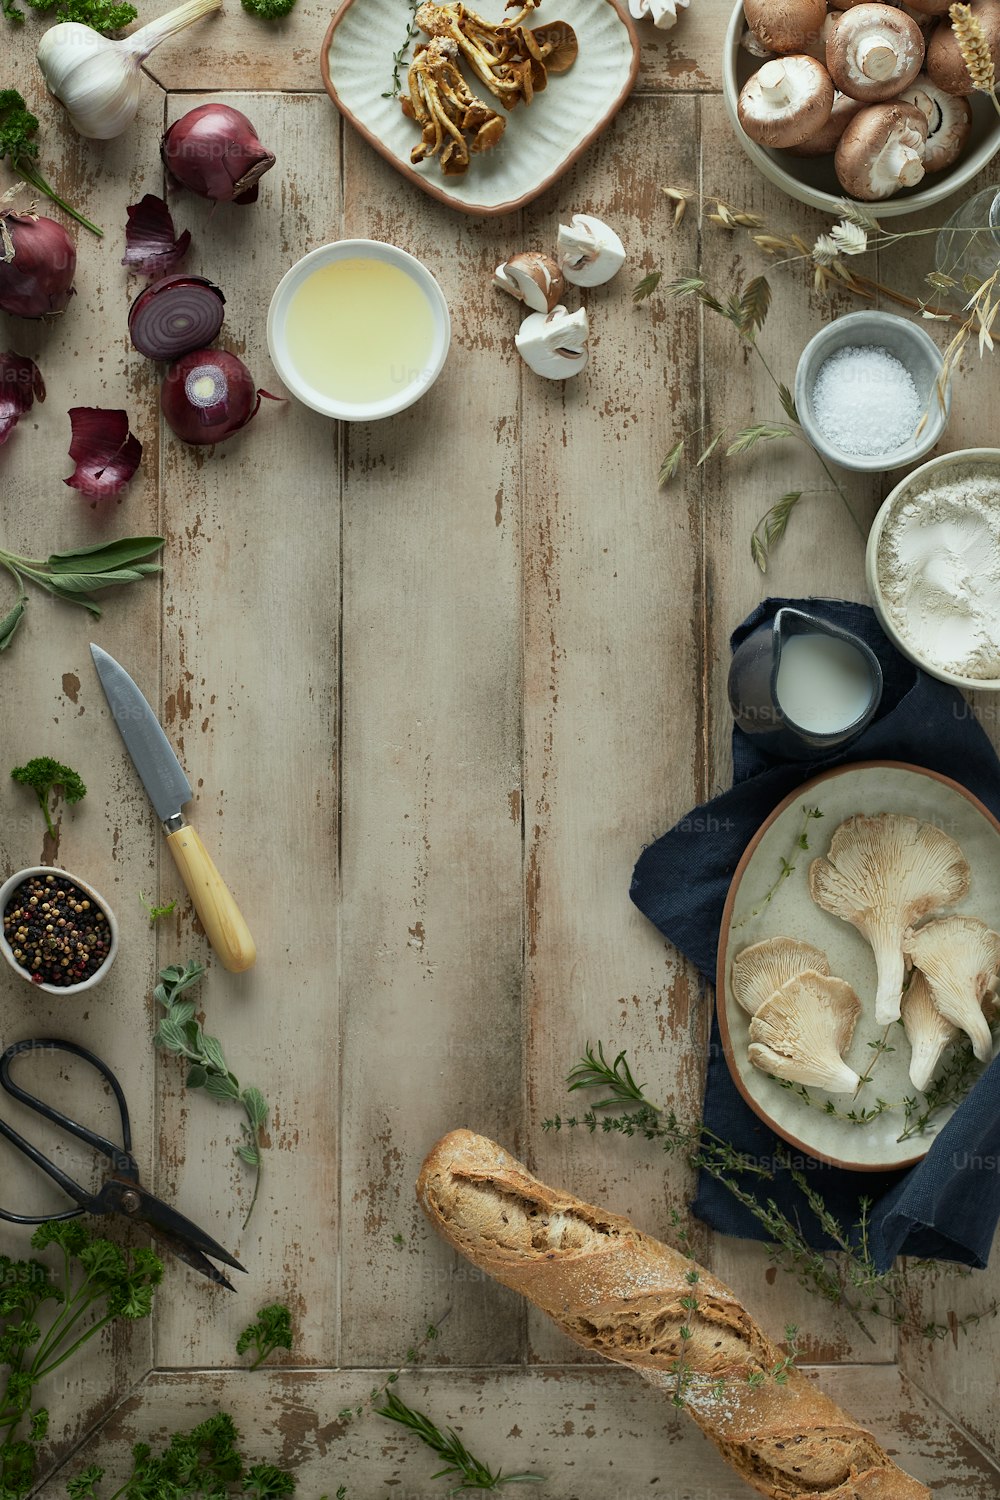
[723,0,1000,217]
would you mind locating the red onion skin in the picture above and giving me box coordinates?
[0,213,77,319]
[162,105,276,206]
[162,348,261,445]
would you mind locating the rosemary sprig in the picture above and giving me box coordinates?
[375,1391,544,1490]
[732,804,823,928]
[381,0,421,98]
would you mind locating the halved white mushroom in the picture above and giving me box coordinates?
[788,89,865,153]
[515,304,589,379]
[556,214,626,288]
[927,0,1000,94]
[744,0,828,54]
[731,936,831,1015]
[900,969,959,1092]
[494,252,565,313]
[738,56,836,148]
[904,916,1000,1063]
[629,0,689,29]
[808,813,970,1025]
[748,971,863,1094]
[898,74,971,168]
[834,100,928,198]
[826,2,925,100]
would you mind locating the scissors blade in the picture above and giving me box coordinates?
[102,1180,247,1290]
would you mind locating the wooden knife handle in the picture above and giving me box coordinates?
[165,824,256,973]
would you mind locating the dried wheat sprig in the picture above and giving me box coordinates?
[950,2,1000,116]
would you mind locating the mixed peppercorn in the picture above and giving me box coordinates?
[3,873,110,987]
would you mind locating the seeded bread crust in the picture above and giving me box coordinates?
[417,1129,930,1500]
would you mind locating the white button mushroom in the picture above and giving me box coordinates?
[834,98,928,196]
[899,73,972,167]
[788,89,865,154]
[556,214,626,288]
[926,0,1000,94]
[826,2,925,99]
[743,0,827,55]
[493,251,565,313]
[515,304,590,379]
[628,0,689,30]
[737,55,836,148]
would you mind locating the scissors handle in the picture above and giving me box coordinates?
[0,1039,135,1224]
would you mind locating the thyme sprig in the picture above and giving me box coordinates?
[733,804,823,928]
[337,1314,451,1424]
[381,0,421,98]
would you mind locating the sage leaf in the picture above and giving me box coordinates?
[45,536,164,572]
[237,1143,261,1167]
[200,1035,229,1075]
[170,1001,197,1027]
[156,1018,189,1054]
[186,1064,208,1089]
[242,1087,268,1130]
[203,1072,241,1103]
[0,597,26,651]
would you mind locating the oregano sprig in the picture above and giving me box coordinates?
[152,961,271,1229]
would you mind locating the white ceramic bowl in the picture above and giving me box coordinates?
[0,866,119,996]
[723,2,1000,218]
[266,240,451,422]
[794,310,949,473]
[866,447,1000,689]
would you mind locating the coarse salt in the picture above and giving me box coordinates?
[810,345,922,456]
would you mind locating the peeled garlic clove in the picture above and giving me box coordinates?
[515,304,589,379]
[494,251,565,313]
[557,213,626,287]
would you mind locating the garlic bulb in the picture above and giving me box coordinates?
[37,0,222,140]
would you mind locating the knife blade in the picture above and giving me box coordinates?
[90,644,256,974]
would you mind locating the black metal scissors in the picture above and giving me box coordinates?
[0,1038,247,1292]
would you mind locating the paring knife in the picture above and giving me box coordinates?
[90,644,256,974]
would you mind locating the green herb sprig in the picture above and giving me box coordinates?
[4,0,136,29]
[381,0,421,98]
[237,1305,293,1370]
[153,961,271,1229]
[375,1391,543,1492]
[11,757,86,839]
[337,1314,450,1425]
[0,1222,163,1499]
[732,805,823,929]
[0,536,164,654]
[0,92,103,234]
[139,891,177,926]
[64,1412,296,1499]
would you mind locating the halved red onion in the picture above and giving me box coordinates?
[128,275,226,361]
[162,104,276,205]
[122,194,192,278]
[64,408,143,499]
[0,353,45,445]
[161,348,283,445]
[0,212,76,319]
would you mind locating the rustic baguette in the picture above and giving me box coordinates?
[417,1129,930,1500]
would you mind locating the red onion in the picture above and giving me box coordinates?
[0,354,45,446]
[64,407,143,499]
[161,104,276,205]
[0,212,76,318]
[122,194,192,278]
[161,348,282,445]
[128,275,225,361]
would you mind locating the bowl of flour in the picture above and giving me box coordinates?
[867,449,1000,689]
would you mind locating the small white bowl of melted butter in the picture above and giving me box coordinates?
[267,240,451,422]
[867,448,1000,689]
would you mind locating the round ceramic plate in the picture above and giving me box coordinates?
[321,0,640,216]
[717,762,1000,1171]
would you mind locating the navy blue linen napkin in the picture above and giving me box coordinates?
[630,597,1000,1273]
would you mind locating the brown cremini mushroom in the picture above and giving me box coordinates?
[738,55,835,147]
[926,0,1000,93]
[789,89,866,152]
[904,0,952,15]
[494,251,565,312]
[834,99,928,197]
[827,2,925,100]
[899,72,972,166]
[743,0,827,54]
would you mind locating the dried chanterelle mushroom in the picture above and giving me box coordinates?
[748,971,862,1094]
[494,251,565,312]
[515,304,589,378]
[834,99,928,198]
[414,0,578,109]
[825,2,925,101]
[900,968,960,1092]
[737,56,836,148]
[731,935,831,1015]
[808,813,970,1026]
[403,38,506,176]
[904,915,1000,1062]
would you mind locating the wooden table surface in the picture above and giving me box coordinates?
[2,1,1000,1494]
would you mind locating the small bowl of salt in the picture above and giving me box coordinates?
[794,311,949,474]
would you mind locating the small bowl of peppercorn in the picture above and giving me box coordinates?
[0,867,119,995]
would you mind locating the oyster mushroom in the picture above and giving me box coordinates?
[737,56,836,148]
[927,0,1000,93]
[744,0,828,54]
[556,214,626,288]
[748,971,863,1094]
[900,968,960,1092]
[808,813,970,1025]
[904,916,1000,1062]
[789,89,865,153]
[899,73,972,167]
[515,304,589,379]
[826,2,925,99]
[494,251,565,312]
[731,936,831,1015]
[834,100,928,197]
[629,0,689,29]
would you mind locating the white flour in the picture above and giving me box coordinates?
[876,467,1000,680]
